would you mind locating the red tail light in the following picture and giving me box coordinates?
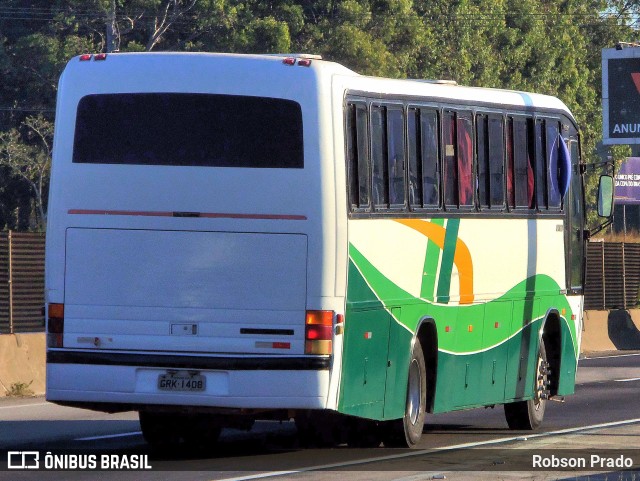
[283,57,295,65]
[48,303,64,348]
[94,53,107,61]
[305,310,333,355]
[79,54,92,61]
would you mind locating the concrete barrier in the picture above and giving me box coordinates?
[0,333,45,397]
[582,309,640,353]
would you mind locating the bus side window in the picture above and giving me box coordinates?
[534,119,547,210]
[346,102,370,211]
[420,109,440,208]
[408,108,423,209]
[488,116,505,208]
[545,120,562,210]
[506,118,515,209]
[477,114,490,208]
[443,111,458,208]
[371,105,389,209]
[512,117,534,209]
[457,112,474,207]
[387,108,406,208]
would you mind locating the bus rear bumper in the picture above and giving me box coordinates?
[46,353,331,411]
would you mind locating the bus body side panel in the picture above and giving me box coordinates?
[340,217,577,418]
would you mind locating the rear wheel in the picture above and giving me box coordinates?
[181,415,222,451]
[139,412,180,452]
[295,411,345,447]
[139,412,222,452]
[504,342,549,430]
[383,340,426,448]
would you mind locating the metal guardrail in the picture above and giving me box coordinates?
[585,242,640,310]
[0,231,45,333]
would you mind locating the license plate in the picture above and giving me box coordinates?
[158,372,206,392]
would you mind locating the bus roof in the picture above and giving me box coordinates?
[61,51,574,120]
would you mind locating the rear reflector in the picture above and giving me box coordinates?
[305,340,332,355]
[305,310,333,355]
[255,341,291,350]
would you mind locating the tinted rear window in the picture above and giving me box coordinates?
[72,93,304,168]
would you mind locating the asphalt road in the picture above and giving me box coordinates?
[1,352,640,481]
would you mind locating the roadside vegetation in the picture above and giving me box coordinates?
[0,0,639,230]
[6,380,34,397]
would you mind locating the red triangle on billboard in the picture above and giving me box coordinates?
[632,72,640,94]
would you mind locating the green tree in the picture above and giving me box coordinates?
[0,115,53,231]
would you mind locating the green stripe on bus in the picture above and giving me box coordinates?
[348,243,578,358]
[436,218,460,304]
[421,218,444,301]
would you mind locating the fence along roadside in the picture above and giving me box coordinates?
[0,231,45,334]
[585,241,640,310]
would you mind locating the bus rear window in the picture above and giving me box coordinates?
[72,93,304,168]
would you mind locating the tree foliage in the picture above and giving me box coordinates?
[0,0,635,230]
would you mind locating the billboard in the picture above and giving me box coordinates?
[602,47,640,144]
[614,157,640,204]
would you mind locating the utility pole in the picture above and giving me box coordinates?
[106,0,117,53]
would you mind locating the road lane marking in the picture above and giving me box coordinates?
[581,352,640,360]
[76,431,142,441]
[213,417,640,481]
[0,402,49,410]
[614,377,640,382]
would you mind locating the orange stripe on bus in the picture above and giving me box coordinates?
[396,219,474,304]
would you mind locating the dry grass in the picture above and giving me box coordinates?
[591,230,640,243]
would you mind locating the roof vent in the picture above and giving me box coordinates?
[270,53,322,60]
[411,79,458,85]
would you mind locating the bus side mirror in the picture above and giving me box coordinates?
[598,175,613,218]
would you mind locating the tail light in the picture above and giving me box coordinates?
[305,310,333,355]
[47,303,64,348]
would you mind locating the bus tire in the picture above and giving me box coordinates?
[504,342,548,430]
[383,340,426,448]
[181,414,222,451]
[347,418,381,448]
[295,411,343,447]
[139,411,180,452]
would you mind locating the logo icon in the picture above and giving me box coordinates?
[7,451,39,469]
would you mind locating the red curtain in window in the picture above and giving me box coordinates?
[457,116,473,206]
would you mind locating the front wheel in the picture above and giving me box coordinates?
[383,340,426,447]
[504,342,549,430]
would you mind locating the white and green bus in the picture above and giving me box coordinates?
[45,52,612,449]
